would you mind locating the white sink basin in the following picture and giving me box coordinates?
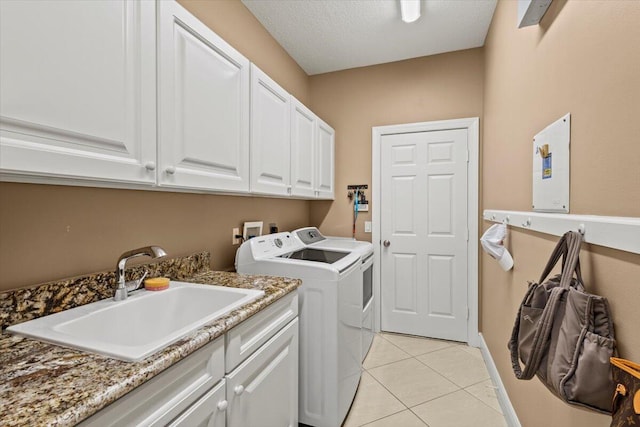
[7,281,264,362]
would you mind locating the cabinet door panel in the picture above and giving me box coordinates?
[316,119,335,199]
[169,379,226,427]
[290,99,316,198]
[79,337,224,426]
[158,0,249,192]
[250,64,291,196]
[227,319,298,427]
[0,0,156,184]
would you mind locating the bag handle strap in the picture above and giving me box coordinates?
[537,233,568,284]
[559,231,583,290]
[537,231,584,289]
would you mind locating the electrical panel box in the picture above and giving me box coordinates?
[532,113,570,213]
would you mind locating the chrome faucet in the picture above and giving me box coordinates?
[114,246,167,301]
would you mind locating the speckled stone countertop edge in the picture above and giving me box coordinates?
[0,269,301,426]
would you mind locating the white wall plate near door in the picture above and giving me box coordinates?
[532,113,570,213]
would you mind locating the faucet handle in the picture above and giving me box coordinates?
[125,270,148,293]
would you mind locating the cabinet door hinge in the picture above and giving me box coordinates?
[466,150,470,163]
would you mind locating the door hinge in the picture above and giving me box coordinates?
[466,229,469,242]
[466,307,470,320]
[466,150,470,163]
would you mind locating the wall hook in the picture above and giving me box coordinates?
[577,224,586,236]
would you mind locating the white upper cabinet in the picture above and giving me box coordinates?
[250,64,291,196]
[290,98,335,200]
[157,0,250,193]
[316,119,335,200]
[0,0,332,199]
[0,0,157,185]
[290,98,316,198]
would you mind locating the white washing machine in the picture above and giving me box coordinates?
[292,227,375,362]
[235,232,362,427]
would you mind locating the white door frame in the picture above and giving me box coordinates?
[372,117,480,347]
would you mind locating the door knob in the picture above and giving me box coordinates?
[165,166,176,175]
[144,162,156,171]
[234,385,244,395]
[383,240,391,247]
[217,400,228,411]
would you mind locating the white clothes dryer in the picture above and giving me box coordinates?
[235,232,362,427]
[292,227,375,361]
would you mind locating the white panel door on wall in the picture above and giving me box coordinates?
[0,0,156,184]
[380,129,468,342]
[250,64,291,196]
[316,119,335,200]
[290,98,316,198]
[158,0,250,192]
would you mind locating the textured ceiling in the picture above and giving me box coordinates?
[242,0,497,75]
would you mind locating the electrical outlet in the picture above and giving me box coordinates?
[364,221,372,233]
[232,227,240,245]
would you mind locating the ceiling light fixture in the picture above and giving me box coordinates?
[400,0,421,23]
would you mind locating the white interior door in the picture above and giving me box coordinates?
[380,129,468,342]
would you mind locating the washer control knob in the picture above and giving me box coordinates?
[274,238,283,248]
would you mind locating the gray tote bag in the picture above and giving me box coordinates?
[508,231,617,413]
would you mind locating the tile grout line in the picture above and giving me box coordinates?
[363,341,461,371]
[356,407,411,427]
[459,385,505,416]
[365,354,464,416]
[412,346,491,389]
[359,334,506,425]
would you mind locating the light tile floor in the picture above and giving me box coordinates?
[344,333,507,427]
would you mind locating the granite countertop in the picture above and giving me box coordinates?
[0,256,300,426]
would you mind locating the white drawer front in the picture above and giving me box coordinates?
[80,337,224,426]
[226,292,298,372]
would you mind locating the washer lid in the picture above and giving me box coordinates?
[280,248,349,264]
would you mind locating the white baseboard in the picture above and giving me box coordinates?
[478,333,521,427]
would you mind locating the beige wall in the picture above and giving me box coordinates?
[1,4,639,426]
[482,1,640,426]
[309,49,485,240]
[0,0,311,291]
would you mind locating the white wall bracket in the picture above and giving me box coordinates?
[484,210,640,255]
[518,0,553,28]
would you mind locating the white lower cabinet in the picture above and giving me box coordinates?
[169,379,226,427]
[80,292,298,427]
[226,319,298,427]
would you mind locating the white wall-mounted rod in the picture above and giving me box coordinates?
[483,210,640,255]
